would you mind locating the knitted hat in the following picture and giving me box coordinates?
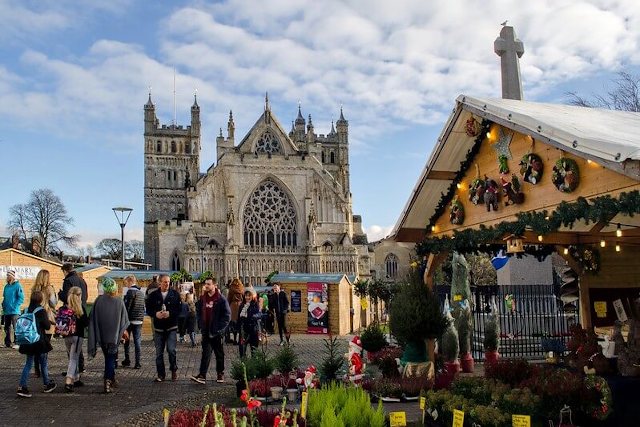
[101,277,117,294]
[6,269,16,278]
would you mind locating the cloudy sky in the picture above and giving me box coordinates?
[1,0,639,253]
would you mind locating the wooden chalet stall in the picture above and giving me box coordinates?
[0,248,63,309]
[392,95,640,330]
[269,273,361,335]
[75,264,114,304]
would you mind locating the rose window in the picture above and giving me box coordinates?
[255,131,282,154]
[243,180,297,247]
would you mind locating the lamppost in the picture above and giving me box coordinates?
[196,234,209,274]
[112,207,133,270]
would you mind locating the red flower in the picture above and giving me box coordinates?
[247,398,262,410]
[241,389,249,402]
[273,415,281,427]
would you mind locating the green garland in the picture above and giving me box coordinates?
[417,190,640,256]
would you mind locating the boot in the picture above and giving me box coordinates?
[104,379,112,394]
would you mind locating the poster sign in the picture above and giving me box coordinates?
[0,265,42,280]
[389,412,406,426]
[307,282,328,334]
[290,290,302,312]
[613,299,628,322]
[512,414,531,427]
[594,301,607,318]
[452,409,465,427]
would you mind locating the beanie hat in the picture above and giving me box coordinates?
[6,269,16,278]
[101,277,117,294]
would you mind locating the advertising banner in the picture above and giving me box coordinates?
[307,282,328,334]
[290,290,302,313]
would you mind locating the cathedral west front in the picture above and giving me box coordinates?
[143,94,375,285]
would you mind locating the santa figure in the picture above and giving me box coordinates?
[296,365,317,391]
[346,336,365,384]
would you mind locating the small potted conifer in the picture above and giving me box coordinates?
[483,308,500,365]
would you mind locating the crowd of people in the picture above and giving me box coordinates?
[2,266,290,397]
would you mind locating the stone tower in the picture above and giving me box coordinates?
[143,93,201,267]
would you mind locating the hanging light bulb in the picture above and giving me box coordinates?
[600,239,606,248]
[563,247,569,255]
[616,243,621,252]
[456,182,462,190]
[431,225,436,232]
[537,235,543,242]
[616,224,622,238]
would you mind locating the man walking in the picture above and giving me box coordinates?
[191,278,230,385]
[58,263,88,372]
[145,274,181,382]
[122,275,145,369]
[271,283,290,346]
[2,270,24,349]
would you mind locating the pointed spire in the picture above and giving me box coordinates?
[330,120,335,134]
[336,105,348,127]
[227,110,235,139]
[265,92,270,111]
[339,106,346,121]
[145,87,154,108]
[290,120,295,133]
[295,102,305,126]
[192,89,199,108]
[219,128,223,137]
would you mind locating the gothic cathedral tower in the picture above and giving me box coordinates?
[143,93,200,267]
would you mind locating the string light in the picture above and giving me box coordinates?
[563,247,569,255]
[600,239,606,248]
[616,243,621,252]
[616,224,622,238]
[456,182,462,189]
[431,225,436,232]
[537,235,543,242]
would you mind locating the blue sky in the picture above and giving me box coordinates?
[1,0,639,253]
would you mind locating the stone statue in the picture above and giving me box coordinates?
[307,203,317,246]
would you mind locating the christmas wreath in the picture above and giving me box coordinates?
[582,375,612,421]
[569,246,600,274]
[465,117,482,137]
[449,196,465,225]
[519,153,543,185]
[552,158,580,193]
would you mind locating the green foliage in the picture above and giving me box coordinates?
[197,270,213,283]
[389,276,449,346]
[454,307,472,354]
[450,252,471,301]
[264,270,279,284]
[170,268,193,283]
[483,311,500,352]
[441,323,459,362]
[274,344,299,374]
[231,350,275,382]
[353,279,369,298]
[319,335,345,382]
[360,323,387,353]
[307,384,384,427]
[367,279,394,305]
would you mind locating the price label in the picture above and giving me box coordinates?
[452,409,465,427]
[594,301,607,318]
[360,297,368,310]
[300,391,308,418]
[453,294,463,302]
[389,412,406,427]
[420,396,426,410]
[512,414,531,427]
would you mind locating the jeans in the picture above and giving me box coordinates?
[124,324,142,365]
[64,336,83,382]
[199,334,224,377]
[276,313,289,342]
[189,331,196,346]
[153,330,177,378]
[3,314,18,347]
[20,353,49,388]
[101,347,117,381]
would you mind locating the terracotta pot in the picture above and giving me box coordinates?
[460,352,474,373]
[484,350,499,365]
[444,360,460,376]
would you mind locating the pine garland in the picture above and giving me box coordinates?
[417,190,640,256]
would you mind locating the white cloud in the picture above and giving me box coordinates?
[365,224,394,242]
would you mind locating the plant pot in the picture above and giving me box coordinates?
[484,350,499,365]
[286,388,299,402]
[380,396,401,402]
[270,386,283,400]
[255,396,268,402]
[460,352,474,373]
[402,394,419,401]
[444,360,460,376]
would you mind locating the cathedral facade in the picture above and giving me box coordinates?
[143,94,372,285]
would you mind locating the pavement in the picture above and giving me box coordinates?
[0,333,430,426]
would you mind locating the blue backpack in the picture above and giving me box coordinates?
[15,307,43,346]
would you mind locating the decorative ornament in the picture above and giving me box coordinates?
[519,152,544,185]
[493,127,513,159]
[345,336,365,384]
[504,234,524,254]
[552,157,580,193]
[483,177,500,212]
[468,164,485,205]
[498,155,510,174]
[450,196,465,225]
[569,246,600,274]
[502,174,525,205]
[465,117,482,137]
[582,375,612,421]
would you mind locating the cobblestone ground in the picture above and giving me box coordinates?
[0,334,349,427]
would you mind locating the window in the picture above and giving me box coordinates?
[172,252,181,271]
[321,152,326,163]
[167,170,172,181]
[173,170,177,181]
[157,141,162,152]
[255,131,282,154]
[330,152,335,164]
[385,253,399,279]
[243,180,297,248]
[185,141,191,154]
[171,141,177,153]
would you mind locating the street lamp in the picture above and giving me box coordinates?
[112,207,133,269]
[196,234,209,274]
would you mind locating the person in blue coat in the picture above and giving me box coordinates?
[3,269,25,348]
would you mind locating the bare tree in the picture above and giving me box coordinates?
[127,240,144,262]
[96,238,123,260]
[8,188,77,254]
[566,71,640,112]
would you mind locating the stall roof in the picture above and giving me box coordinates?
[392,95,640,242]
[270,273,352,284]
[75,264,112,273]
[100,270,174,280]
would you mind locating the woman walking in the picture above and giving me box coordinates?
[16,291,56,397]
[60,286,88,393]
[237,290,261,358]
[31,269,57,378]
[186,293,197,347]
[88,278,129,393]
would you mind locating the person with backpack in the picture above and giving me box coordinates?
[3,269,25,349]
[122,275,145,369]
[58,286,88,393]
[16,290,56,397]
[31,269,57,378]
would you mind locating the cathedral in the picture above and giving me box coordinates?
[143,94,375,285]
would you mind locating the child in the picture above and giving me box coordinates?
[17,291,56,397]
[61,286,89,393]
[237,290,261,358]
[186,293,197,347]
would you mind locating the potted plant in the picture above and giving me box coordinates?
[373,377,402,402]
[274,343,299,375]
[483,308,500,365]
[370,346,403,378]
[400,376,432,401]
[455,307,474,373]
[320,335,345,383]
[285,377,299,402]
[389,276,449,364]
[249,378,270,400]
[441,322,460,376]
[360,323,387,360]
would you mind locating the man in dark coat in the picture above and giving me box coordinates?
[190,278,230,384]
[271,283,290,345]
